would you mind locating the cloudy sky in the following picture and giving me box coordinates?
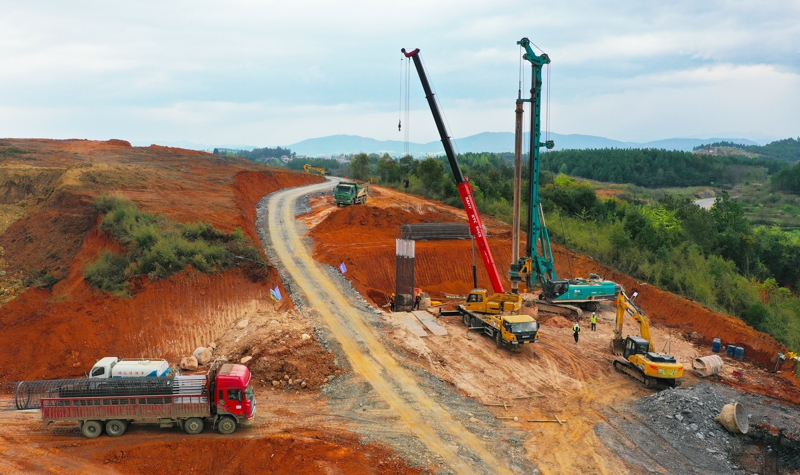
[1,0,798,148]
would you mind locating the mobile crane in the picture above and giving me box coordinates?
[402,47,539,351]
[611,290,683,388]
[508,38,620,316]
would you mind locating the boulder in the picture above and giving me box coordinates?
[240,356,252,364]
[237,319,249,329]
[301,333,311,341]
[193,347,213,365]
[180,356,198,371]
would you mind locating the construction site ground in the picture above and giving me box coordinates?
[0,140,799,474]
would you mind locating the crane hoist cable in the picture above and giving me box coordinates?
[398,57,404,133]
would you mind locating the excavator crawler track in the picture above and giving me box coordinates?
[535,301,583,320]
[613,360,679,390]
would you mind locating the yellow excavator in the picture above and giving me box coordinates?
[611,290,684,388]
[303,164,326,176]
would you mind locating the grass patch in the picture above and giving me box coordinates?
[85,195,268,295]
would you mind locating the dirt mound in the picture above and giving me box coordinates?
[540,315,572,328]
[314,201,453,236]
[97,431,425,475]
[210,308,340,391]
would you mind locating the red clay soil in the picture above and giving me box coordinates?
[307,185,800,403]
[0,190,97,280]
[0,139,323,382]
[93,430,425,475]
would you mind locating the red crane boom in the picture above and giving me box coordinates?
[402,47,505,294]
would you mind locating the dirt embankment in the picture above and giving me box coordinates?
[0,139,324,381]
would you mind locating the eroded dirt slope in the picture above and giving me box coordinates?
[0,139,322,380]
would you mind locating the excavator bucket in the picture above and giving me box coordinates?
[611,338,625,356]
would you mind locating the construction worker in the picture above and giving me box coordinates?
[389,293,396,312]
[591,312,597,331]
[573,322,581,344]
[414,293,421,310]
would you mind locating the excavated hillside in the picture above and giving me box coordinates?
[2,142,799,474]
[0,139,327,381]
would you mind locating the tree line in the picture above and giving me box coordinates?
[541,148,788,188]
[694,137,800,162]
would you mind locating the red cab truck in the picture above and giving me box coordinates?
[41,363,255,438]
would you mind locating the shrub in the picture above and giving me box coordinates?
[84,251,130,294]
[87,195,269,294]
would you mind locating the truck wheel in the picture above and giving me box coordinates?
[81,420,103,439]
[495,331,503,349]
[184,417,204,435]
[105,420,127,437]
[217,416,237,435]
[462,313,469,326]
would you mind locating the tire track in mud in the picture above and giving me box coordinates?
[263,180,516,475]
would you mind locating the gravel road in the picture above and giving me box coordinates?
[256,179,537,475]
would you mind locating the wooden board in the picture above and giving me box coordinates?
[393,312,429,337]
[412,311,448,336]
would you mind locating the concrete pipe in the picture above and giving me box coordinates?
[716,402,748,434]
[692,355,725,377]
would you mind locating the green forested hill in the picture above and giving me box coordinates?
[694,137,800,162]
[542,148,787,188]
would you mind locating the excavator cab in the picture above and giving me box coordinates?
[622,336,650,360]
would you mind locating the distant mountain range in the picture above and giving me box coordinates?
[286,132,763,157]
[138,133,763,157]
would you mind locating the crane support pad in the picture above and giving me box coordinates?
[412,311,448,336]
[393,312,429,337]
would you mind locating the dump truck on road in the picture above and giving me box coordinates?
[334,181,368,206]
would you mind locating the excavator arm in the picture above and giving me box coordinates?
[611,290,653,354]
[303,164,326,176]
[402,47,505,294]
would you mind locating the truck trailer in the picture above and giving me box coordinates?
[40,363,255,438]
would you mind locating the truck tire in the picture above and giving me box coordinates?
[184,417,204,435]
[217,416,237,435]
[495,331,503,349]
[470,316,478,328]
[462,312,469,326]
[105,420,127,437]
[81,420,103,439]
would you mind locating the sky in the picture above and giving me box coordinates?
[1,0,798,148]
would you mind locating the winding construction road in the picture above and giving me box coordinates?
[263,179,517,475]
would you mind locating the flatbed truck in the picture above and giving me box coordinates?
[40,363,255,438]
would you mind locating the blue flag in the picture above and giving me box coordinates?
[339,262,347,274]
[270,286,282,301]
